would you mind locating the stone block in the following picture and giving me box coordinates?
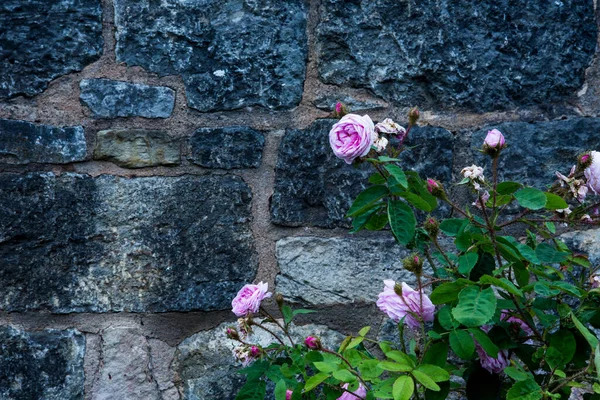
[188,127,264,169]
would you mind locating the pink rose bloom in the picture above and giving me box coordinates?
[329,114,375,164]
[286,389,293,400]
[501,311,534,337]
[231,282,272,317]
[476,344,510,374]
[585,151,600,194]
[338,383,367,400]
[376,280,435,329]
[484,129,505,149]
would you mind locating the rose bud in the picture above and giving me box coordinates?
[424,217,439,236]
[333,101,349,118]
[579,153,593,170]
[304,336,322,350]
[408,107,420,125]
[426,178,446,199]
[402,253,423,275]
[275,293,284,309]
[226,327,240,340]
[286,389,293,400]
[250,345,261,357]
[482,129,506,157]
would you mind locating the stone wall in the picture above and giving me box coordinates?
[1,0,600,398]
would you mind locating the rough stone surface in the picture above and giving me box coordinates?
[0,326,85,399]
[94,129,180,168]
[80,79,175,119]
[0,0,103,99]
[89,327,177,400]
[0,173,257,313]
[316,0,597,111]
[175,321,344,400]
[313,95,386,112]
[560,229,600,265]
[188,127,264,169]
[276,236,431,305]
[271,119,453,228]
[148,339,179,400]
[0,118,87,164]
[471,118,600,188]
[113,0,307,112]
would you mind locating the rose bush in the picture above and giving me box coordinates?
[229,105,600,400]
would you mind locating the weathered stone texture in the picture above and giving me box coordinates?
[271,119,453,228]
[471,118,600,188]
[80,79,175,119]
[560,229,600,265]
[175,321,343,400]
[313,95,386,112]
[94,129,180,168]
[188,127,264,169]
[0,326,85,399]
[316,0,597,111]
[0,0,103,98]
[89,327,178,400]
[0,118,87,164]
[0,173,257,313]
[276,236,429,305]
[113,0,307,112]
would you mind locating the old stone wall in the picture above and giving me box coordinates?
[1,0,600,398]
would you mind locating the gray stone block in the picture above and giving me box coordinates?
[0,326,85,400]
[80,79,175,119]
[188,127,264,169]
[94,129,180,168]
[0,0,103,98]
[270,119,453,228]
[113,0,307,112]
[316,0,597,111]
[0,173,257,313]
[0,118,87,164]
[175,321,343,400]
[276,236,428,305]
[470,118,600,188]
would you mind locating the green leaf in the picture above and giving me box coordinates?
[439,219,468,237]
[551,281,585,298]
[313,362,339,373]
[469,328,499,358]
[549,330,576,365]
[459,252,479,276]
[416,364,450,382]
[506,379,543,400]
[535,243,570,264]
[533,282,561,297]
[479,275,523,297]
[504,367,530,382]
[379,361,413,372]
[571,312,599,350]
[384,350,415,367]
[346,336,364,350]
[378,156,401,162]
[347,185,389,217]
[388,200,416,245]
[293,308,316,316]
[275,379,288,400]
[358,359,384,380]
[333,369,356,383]
[514,188,547,210]
[545,347,565,370]
[452,286,497,327]
[595,345,600,382]
[546,221,556,234]
[281,305,293,324]
[544,192,568,210]
[358,326,371,337]
[412,369,440,391]
[369,173,386,185]
[235,380,267,400]
[365,212,389,231]
[304,372,330,392]
[422,342,449,368]
[438,305,460,330]
[398,191,433,212]
[449,330,475,360]
[496,182,522,195]
[385,165,408,188]
[393,375,414,400]
[430,281,470,304]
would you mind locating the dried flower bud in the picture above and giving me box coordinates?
[275,293,284,309]
[408,107,420,125]
[304,336,322,350]
[402,253,423,275]
[424,217,439,236]
[226,327,240,340]
[579,152,593,170]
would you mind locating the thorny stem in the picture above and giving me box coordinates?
[478,194,504,272]
[260,306,295,346]
[250,321,287,347]
[492,156,499,213]
[322,382,366,400]
[431,235,455,269]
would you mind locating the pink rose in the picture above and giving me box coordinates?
[484,129,505,149]
[376,280,435,329]
[286,389,293,400]
[476,344,510,374]
[585,151,600,194]
[231,282,272,317]
[329,114,375,164]
[427,178,440,194]
[501,311,533,337]
[375,118,406,139]
[338,383,367,400]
